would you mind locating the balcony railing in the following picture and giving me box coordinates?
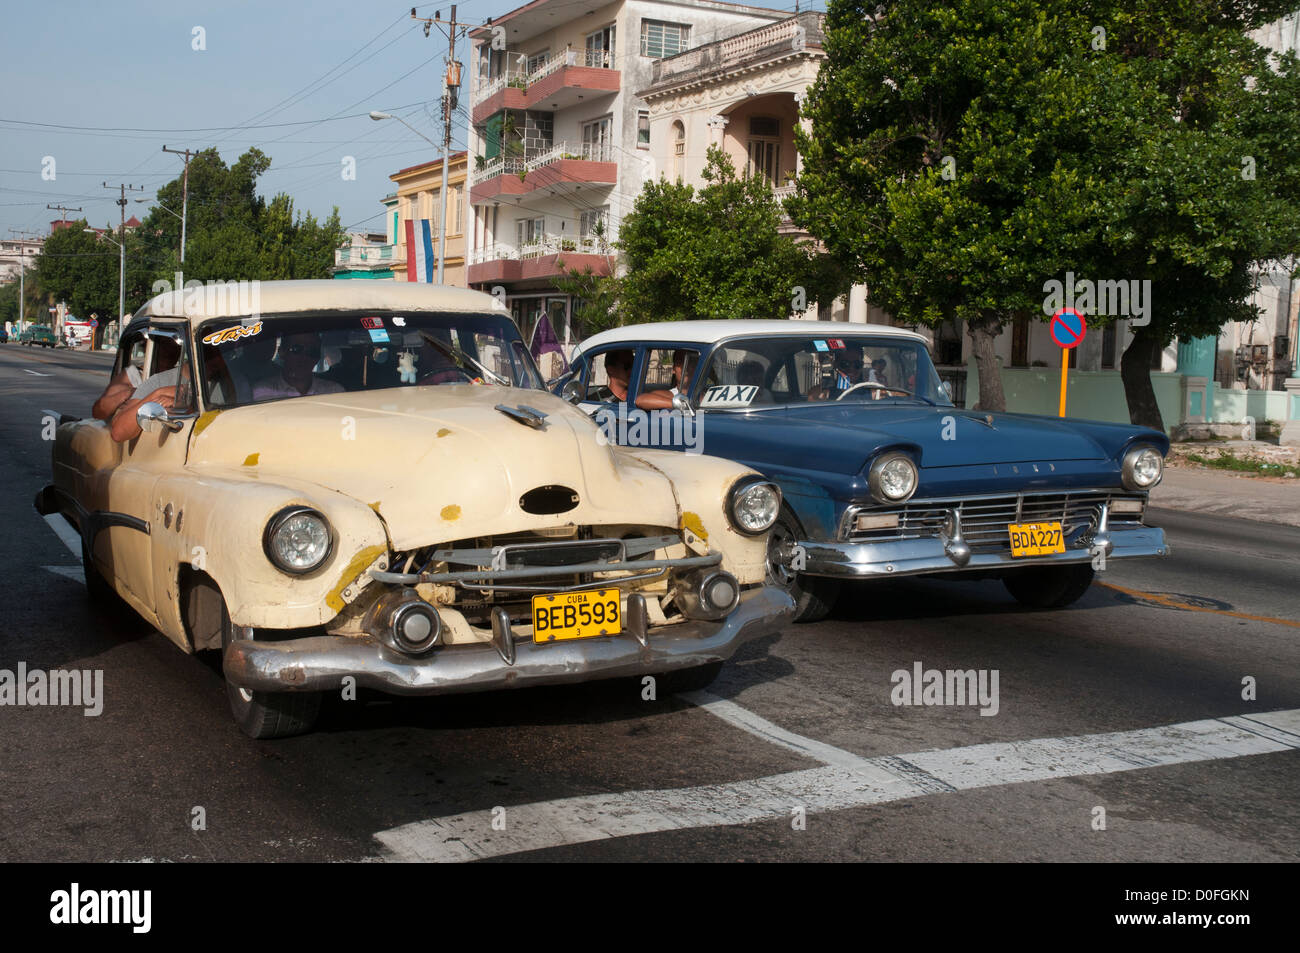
[335,244,398,267]
[474,48,616,105]
[472,141,613,185]
[648,12,825,89]
[470,233,613,266]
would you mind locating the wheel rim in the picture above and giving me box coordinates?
[766,521,798,591]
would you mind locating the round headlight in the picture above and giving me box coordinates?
[1122,445,1164,490]
[728,477,781,535]
[263,506,333,574]
[868,453,918,503]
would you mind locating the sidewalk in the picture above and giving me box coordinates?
[1150,466,1300,527]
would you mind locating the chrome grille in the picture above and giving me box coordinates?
[845,491,1148,552]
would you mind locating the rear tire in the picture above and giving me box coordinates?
[1003,564,1095,609]
[768,508,840,623]
[220,601,321,739]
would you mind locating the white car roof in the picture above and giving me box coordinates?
[137,279,503,320]
[575,320,929,356]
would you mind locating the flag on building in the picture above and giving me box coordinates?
[404,219,435,283]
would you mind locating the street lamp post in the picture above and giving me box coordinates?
[86,228,124,340]
[136,198,186,264]
[371,110,448,284]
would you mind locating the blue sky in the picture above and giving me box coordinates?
[0,0,819,241]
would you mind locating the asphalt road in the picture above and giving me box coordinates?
[1,342,1296,863]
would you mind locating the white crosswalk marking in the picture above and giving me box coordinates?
[372,709,1300,863]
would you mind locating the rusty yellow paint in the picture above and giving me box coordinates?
[242,453,259,467]
[324,544,387,613]
[437,428,452,438]
[441,504,461,521]
[191,410,221,438]
[369,501,382,513]
[681,511,709,542]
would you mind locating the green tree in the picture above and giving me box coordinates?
[792,0,1300,426]
[617,146,822,323]
[29,221,122,319]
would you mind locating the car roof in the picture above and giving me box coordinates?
[575,319,929,355]
[135,279,503,321]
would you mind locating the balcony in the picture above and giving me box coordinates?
[469,141,617,204]
[473,50,620,123]
[642,12,824,96]
[467,234,614,286]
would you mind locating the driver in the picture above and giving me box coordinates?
[252,332,345,400]
[808,344,875,400]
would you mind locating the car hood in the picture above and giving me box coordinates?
[186,386,682,550]
[746,404,1110,469]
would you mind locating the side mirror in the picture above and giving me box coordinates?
[560,378,584,404]
[137,401,183,434]
[671,393,695,416]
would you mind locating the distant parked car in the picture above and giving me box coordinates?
[559,320,1169,622]
[0,327,8,343]
[20,325,58,347]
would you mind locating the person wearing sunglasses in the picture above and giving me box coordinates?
[808,344,875,400]
[251,332,345,401]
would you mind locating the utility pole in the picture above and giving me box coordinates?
[7,228,40,333]
[411,6,465,284]
[103,181,144,343]
[46,203,83,227]
[161,145,197,265]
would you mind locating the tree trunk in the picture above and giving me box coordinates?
[1120,325,1165,431]
[966,314,1006,412]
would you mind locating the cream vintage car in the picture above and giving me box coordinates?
[36,281,794,737]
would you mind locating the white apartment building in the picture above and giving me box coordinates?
[465,0,788,343]
[0,235,43,284]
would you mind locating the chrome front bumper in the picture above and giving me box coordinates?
[795,524,1168,579]
[223,586,795,696]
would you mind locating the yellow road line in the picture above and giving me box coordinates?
[1097,581,1300,629]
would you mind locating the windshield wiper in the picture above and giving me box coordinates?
[418,331,510,386]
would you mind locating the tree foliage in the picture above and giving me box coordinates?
[25,147,345,326]
[617,146,836,323]
[792,0,1300,426]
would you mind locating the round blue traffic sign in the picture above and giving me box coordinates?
[1051,308,1086,349]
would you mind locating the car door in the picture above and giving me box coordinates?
[98,324,198,626]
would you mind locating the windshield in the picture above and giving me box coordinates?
[196,310,544,409]
[693,335,950,409]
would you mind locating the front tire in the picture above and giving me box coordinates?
[220,601,321,739]
[768,508,840,623]
[1003,564,1095,609]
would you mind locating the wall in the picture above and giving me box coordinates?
[966,361,1186,429]
[1211,387,1290,425]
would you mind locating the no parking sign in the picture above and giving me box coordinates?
[1051,308,1086,417]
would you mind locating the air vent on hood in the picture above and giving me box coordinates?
[520,485,579,515]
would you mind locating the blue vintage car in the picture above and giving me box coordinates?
[557,320,1169,621]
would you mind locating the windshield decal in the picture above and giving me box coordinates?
[700,385,758,408]
[813,340,829,352]
[368,327,390,343]
[360,317,384,329]
[202,321,262,346]
[828,338,844,349]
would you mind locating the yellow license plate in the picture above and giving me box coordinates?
[532,588,622,642]
[1008,521,1065,557]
